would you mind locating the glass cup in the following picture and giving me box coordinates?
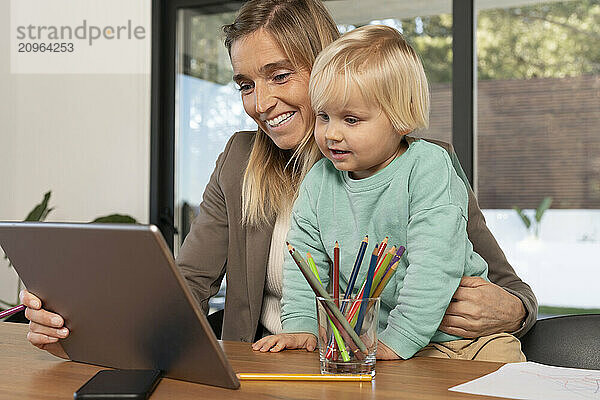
[315,296,380,376]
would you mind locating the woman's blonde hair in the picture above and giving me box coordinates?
[223,0,339,226]
[309,25,429,133]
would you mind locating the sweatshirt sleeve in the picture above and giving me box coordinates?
[378,150,479,359]
[280,172,331,337]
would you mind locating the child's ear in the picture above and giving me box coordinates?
[396,129,412,137]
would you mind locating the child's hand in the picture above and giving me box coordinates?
[252,333,317,353]
[376,340,401,360]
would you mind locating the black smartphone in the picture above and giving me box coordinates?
[74,369,162,399]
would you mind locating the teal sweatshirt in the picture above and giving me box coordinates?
[281,139,488,359]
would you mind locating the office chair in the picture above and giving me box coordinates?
[4,309,27,323]
[207,309,223,339]
[520,314,600,370]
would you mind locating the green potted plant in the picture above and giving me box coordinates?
[513,196,553,239]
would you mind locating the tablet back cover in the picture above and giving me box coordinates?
[0,222,239,389]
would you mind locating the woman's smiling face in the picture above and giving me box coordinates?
[230,29,312,150]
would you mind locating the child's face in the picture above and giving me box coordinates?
[314,85,406,179]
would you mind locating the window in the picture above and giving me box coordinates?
[326,1,454,144]
[175,8,255,252]
[476,0,600,314]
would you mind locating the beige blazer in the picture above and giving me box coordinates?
[177,131,537,342]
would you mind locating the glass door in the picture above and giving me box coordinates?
[174,7,254,253]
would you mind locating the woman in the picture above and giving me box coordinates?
[22,0,536,359]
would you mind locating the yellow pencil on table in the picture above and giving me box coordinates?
[237,373,373,381]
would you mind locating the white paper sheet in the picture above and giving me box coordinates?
[449,361,600,400]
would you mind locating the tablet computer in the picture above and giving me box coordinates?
[0,222,239,389]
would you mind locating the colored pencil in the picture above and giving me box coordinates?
[388,246,405,270]
[371,260,400,299]
[290,247,352,359]
[347,248,393,324]
[321,302,365,360]
[376,237,388,264]
[326,316,350,362]
[287,243,367,354]
[357,260,401,318]
[345,247,395,328]
[306,252,318,277]
[362,253,404,319]
[331,241,341,361]
[0,304,25,319]
[237,373,373,381]
[377,246,405,292]
[326,242,392,360]
[333,242,340,307]
[307,252,351,362]
[370,246,395,296]
[354,245,379,335]
[327,244,385,360]
[341,235,368,313]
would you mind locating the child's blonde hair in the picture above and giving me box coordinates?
[309,25,429,133]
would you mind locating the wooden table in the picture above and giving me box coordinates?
[0,322,508,399]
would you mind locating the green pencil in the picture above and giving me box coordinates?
[306,252,351,362]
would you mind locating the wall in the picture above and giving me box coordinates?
[477,75,600,210]
[423,75,600,210]
[0,1,151,306]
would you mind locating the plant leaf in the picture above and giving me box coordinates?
[513,206,531,229]
[5,192,53,269]
[535,197,553,223]
[40,207,55,221]
[92,214,138,224]
[24,191,52,222]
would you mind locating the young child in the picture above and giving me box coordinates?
[253,25,525,362]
